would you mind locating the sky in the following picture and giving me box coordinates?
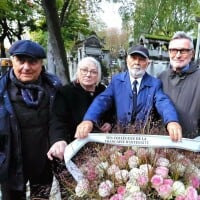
[99,0,122,29]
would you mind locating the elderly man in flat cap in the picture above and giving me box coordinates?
[0,40,66,200]
[75,45,182,141]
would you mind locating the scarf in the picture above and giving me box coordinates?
[10,70,45,107]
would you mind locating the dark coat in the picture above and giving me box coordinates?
[0,68,63,190]
[158,62,200,138]
[84,71,179,126]
[50,81,115,143]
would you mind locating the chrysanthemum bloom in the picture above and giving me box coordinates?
[172,181,185,196]
[110,193,123,200]
[129,167,142,180]
[137,174,148,187]
[115,169,129,183]
[96,161,109,177]
[151,174,163,188]
[128,155,139,168]
[107,164,120,176]
[123,191,147,200]
[75,179,90,197]
[157,184,173,199]
[98,180,114,197]
[185,186,198,200]
[139,164,152,176]
[156,157,170,167]
[190,176,200,188]
[124,149,135,159]
[155,166,169,178]
[117,186,126,195]
[163,178,174,186]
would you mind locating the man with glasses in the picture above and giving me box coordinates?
[158,31,200,138]
[75,45,182,142]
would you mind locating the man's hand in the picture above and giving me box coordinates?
[167,122,182,142]
[75,120,93,139]
[47,140,67,161]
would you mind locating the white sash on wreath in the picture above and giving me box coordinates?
[64,134,200,182]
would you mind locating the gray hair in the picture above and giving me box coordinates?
[72,56,102,85]
[170,31,194,49]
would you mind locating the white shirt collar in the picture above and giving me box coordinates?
[129,75,142,92]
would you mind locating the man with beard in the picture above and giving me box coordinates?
[74,45,182,142]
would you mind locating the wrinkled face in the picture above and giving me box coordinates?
[77,60,98,87]
[126,54,149,78]
[12,55,43,82]
[168,38,194,70]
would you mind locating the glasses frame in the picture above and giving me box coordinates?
[79,68,98,76]
[168,48,193,55]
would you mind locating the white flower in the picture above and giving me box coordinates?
[110,152,122,163]
[128,155,139,168]
[156,157,170,167]
[129,167,142,180]
[98,180,114,197]
[115,169,129,182]
[96,161,109,177]
[170,162,186,176]
[172,181,185,196]
[139,164,152,176]
[107,164,120,176]
[126,181,140,193]
[75,179,89,197]
[124,191,147,200]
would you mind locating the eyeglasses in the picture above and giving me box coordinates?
[80,68,98,76]
[168,48,192,55]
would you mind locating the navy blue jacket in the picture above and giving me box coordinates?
[0,68,63,190]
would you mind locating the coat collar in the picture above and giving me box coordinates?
[116,71,155,90]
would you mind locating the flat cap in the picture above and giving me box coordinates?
[9,40,46,59]
[128,45,149,58]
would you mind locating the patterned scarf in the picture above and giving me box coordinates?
[10,69,45,107]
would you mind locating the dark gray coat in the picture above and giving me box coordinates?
[158,62,200,138]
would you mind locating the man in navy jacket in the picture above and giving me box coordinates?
[75,45,182,142]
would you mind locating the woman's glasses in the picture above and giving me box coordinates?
[80,68,98,76]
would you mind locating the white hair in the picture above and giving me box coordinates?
[72,56,102,85]
[170,31,194,49]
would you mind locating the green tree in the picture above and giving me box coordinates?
[132,0,200,42]
[0,0,36,57]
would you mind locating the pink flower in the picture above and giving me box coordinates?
[163,178,173,186]
[137,175,148,187]
[185,186,198,200]
[175,194,186,200]
[86,167,97,181]
[155,166,169,178]
[151,174,163,188]
[190,176,200,188]
[124,149,135,159]
[158,184,173,199]
[110,193,123,200]
[117,186,126,195]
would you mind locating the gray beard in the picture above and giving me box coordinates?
[129,68,145,78]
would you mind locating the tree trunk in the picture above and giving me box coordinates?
[41,0,70,84]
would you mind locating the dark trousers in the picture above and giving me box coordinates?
[1,182,52,200]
